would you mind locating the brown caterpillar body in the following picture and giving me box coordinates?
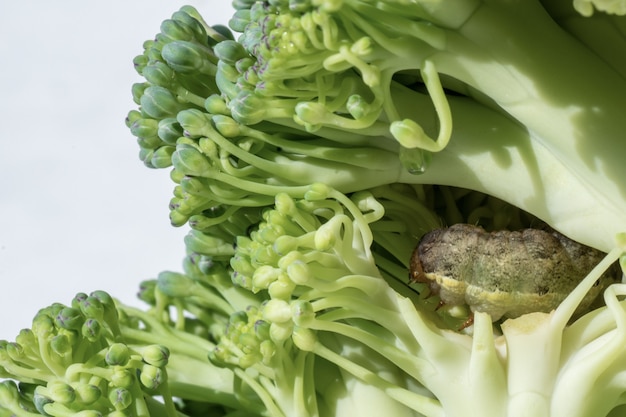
[410,223,621,322]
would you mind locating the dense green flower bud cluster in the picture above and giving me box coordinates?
[126,6,231,169]
[126,6,462,232]
[0,292,177,417]
[196,183,465,416]
[167,104,409,228]
[219,0,453,172]
[125,6,546,242]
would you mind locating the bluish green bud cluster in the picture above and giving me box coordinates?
[0,292,177,417]
[126,6,231,169]
[217,0,453,172]
[136,250,265,345]
[125,6,456,232]
[209,306,274,369]
[0,291,121,384]
[166,103,406,229]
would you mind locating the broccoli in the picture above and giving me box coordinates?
[128,0,626,252]
[3,1,626,416]
[5,186,624,416]
[0,288,256,417]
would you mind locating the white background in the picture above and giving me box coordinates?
[0,2,234,338]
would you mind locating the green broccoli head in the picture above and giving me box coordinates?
[215,0,457,173]
[0,291,178,417]
[70,2,626,417]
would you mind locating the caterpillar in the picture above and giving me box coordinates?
[410,223,621,324]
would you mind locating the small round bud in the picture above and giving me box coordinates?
[140,86,183,119]
[50,334,72,356]
[5,342,25,362]
[204,94,230,115]
[133,54,149,74]
[157,118,184,145]
[162,40,217,73]
[151,145,176,168]
[267,278,296,300]
[314,221,337,251]
[228,9,252,32]
[142,345,170,368]
[172,146,213,177]
[111,369,135,389]
[109,387,133,411]
[71,292,89,309]
[157,271,195,298]
[142,61,175,88]
[286,259,312,285]
[212,115,241,137]
[137,280,157,305]
[291,300,315,327]
[304,183,331,201]
[229,92,266,125]
[252,265,280,291]
[15,328,36,348]
[262,299,293,324]
[74,383,101,405]
[272,236,298,256]
[176,108,211,138]
[346,94,372,120]
[139,364,164,390]
[292,327,317,352]
[214,39,248,65]
[129,117,159,139]
[131,82,149,105]
[81,319,102,342]
[79,297,105,320]
[106,343,130,366]
[44,381,76,404]
[269,322,293,343]
[89,291,115,309]
[55,307,85,331]
[254,319,271,340]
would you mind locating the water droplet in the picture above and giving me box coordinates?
[399,147,431,174]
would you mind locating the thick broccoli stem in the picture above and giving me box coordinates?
[426,0,626,246]
[319,0,626,249]
[393,91,624,251]
[540,0,626,79]
[184,83,623,250]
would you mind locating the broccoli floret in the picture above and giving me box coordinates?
[0,289,261,417]
[215,0,626,251]
[127,3,626,252]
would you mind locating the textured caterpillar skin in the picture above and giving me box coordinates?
[410,224,621,321]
